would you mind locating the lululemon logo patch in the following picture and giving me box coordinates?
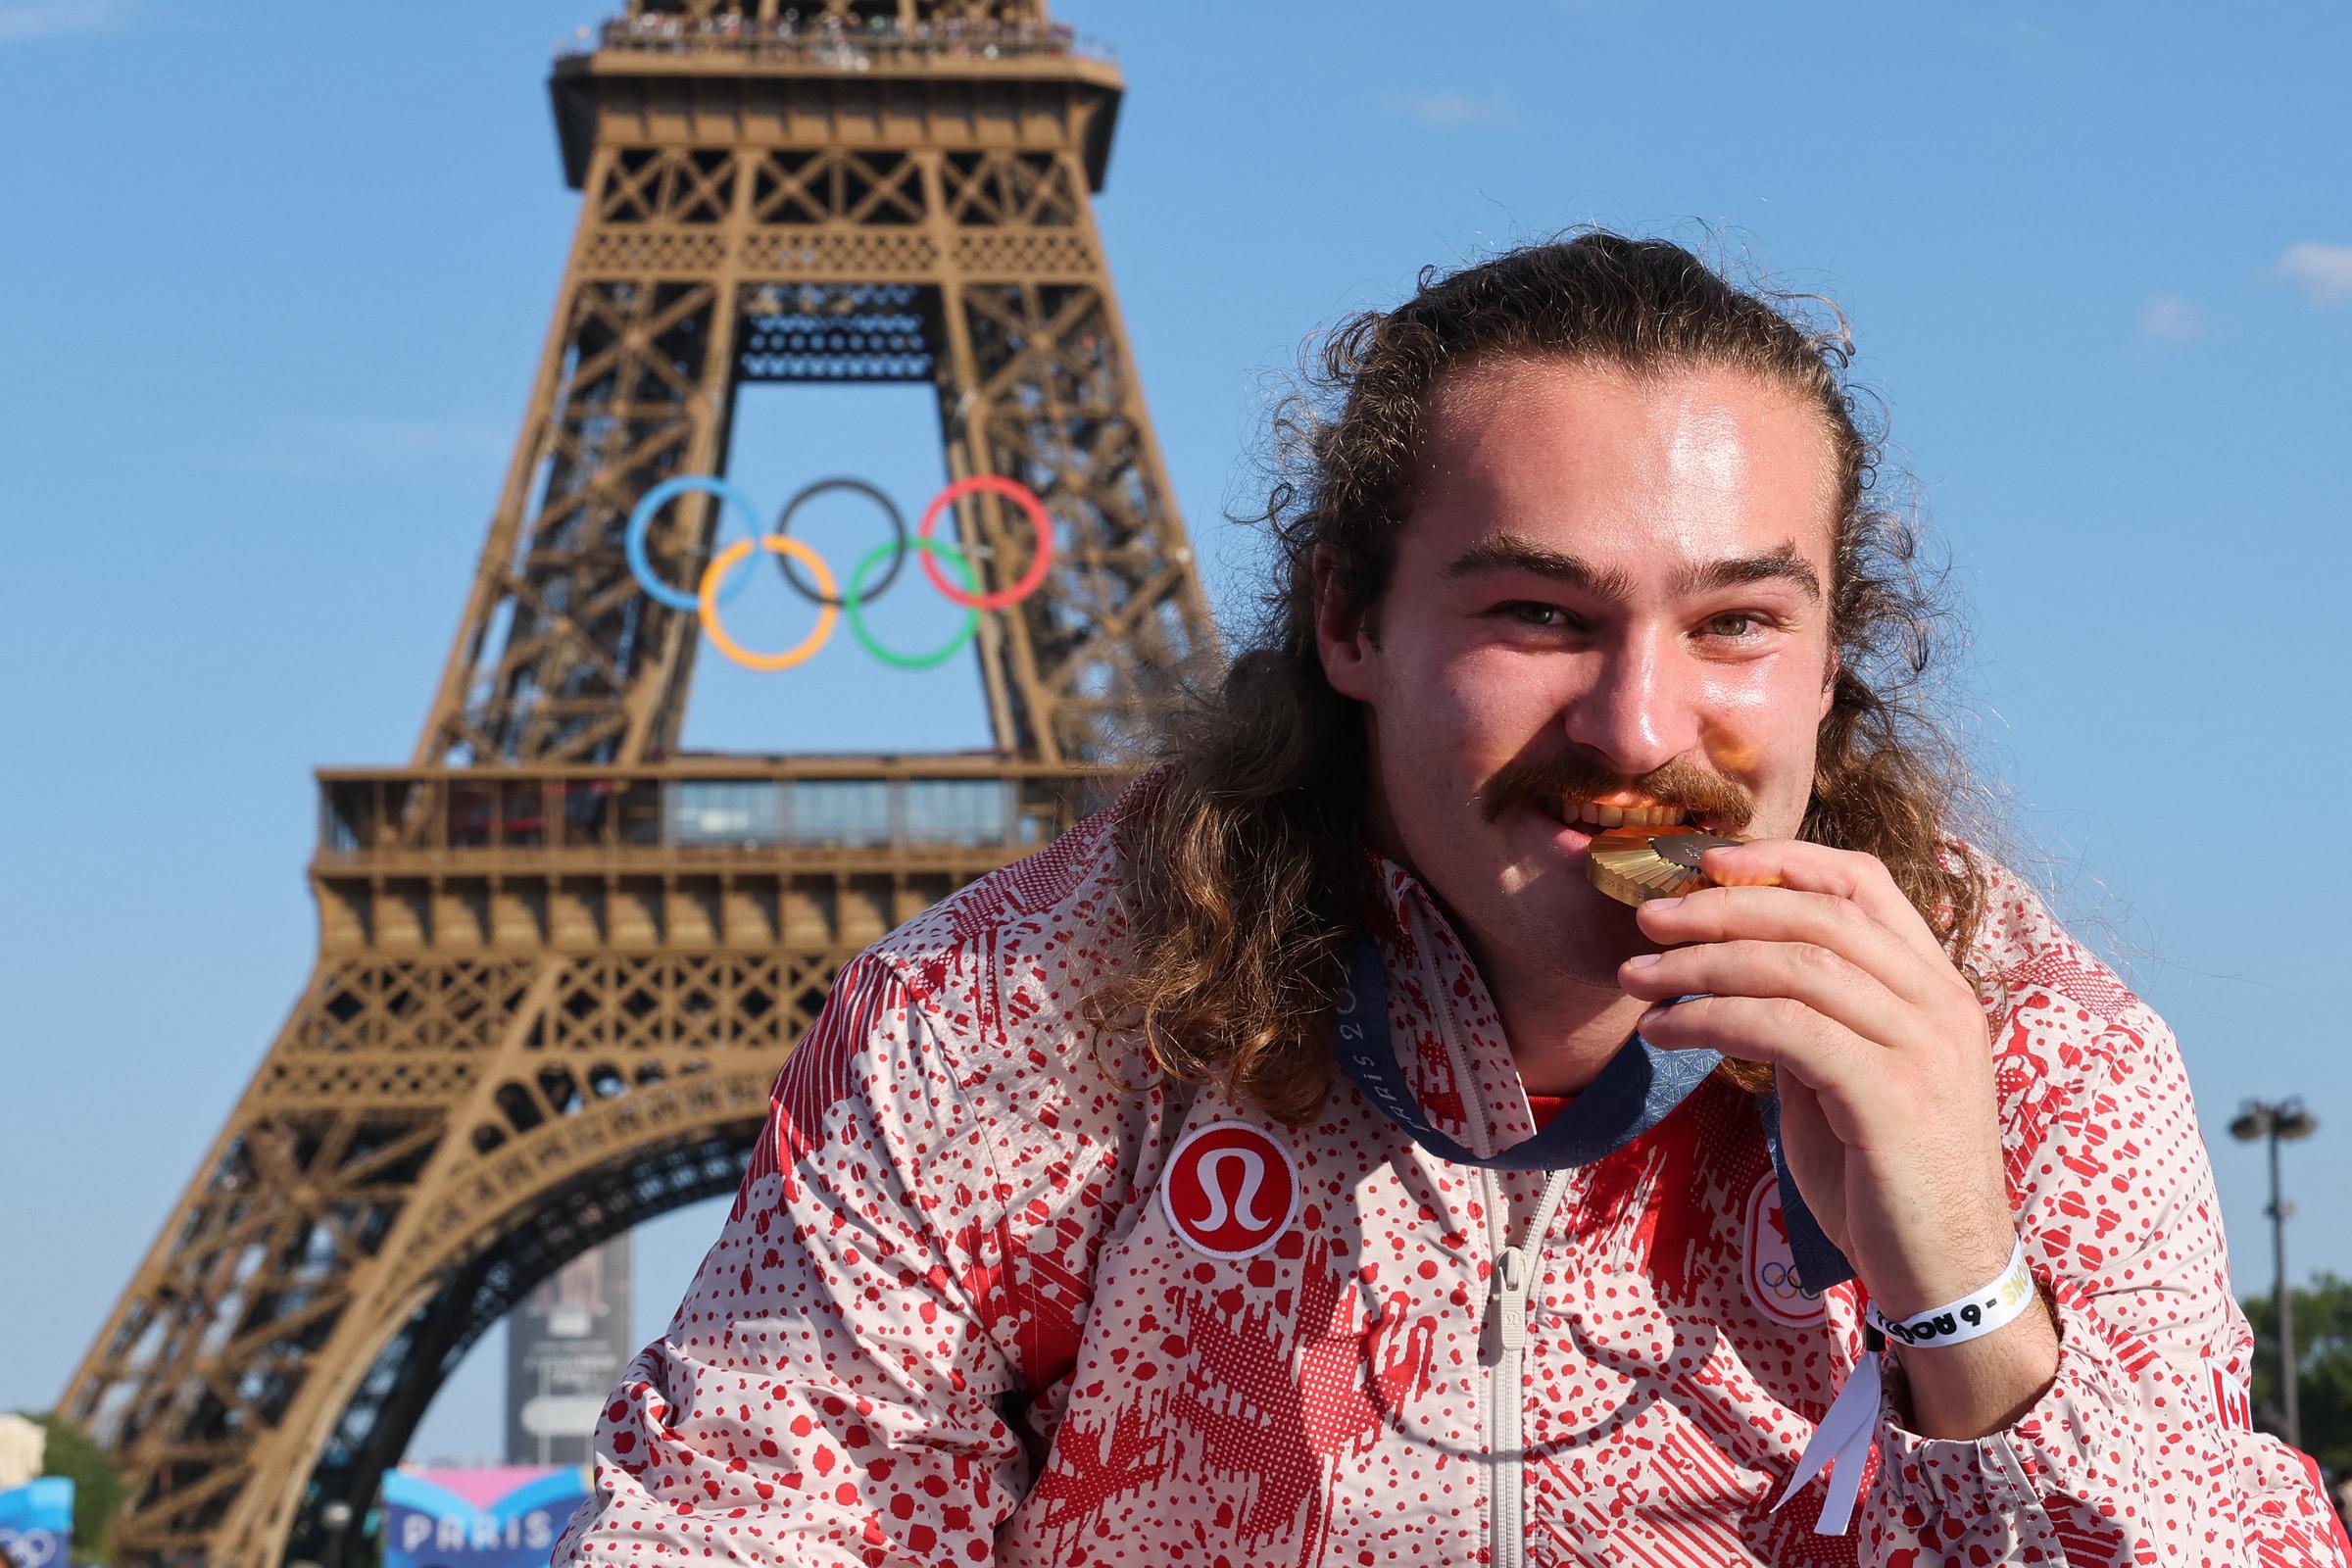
[1743,1172,1828,1326]
[1160,1120,1300,1260]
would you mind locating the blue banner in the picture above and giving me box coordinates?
[0,1477,74,1568]
[381,1466,589,1568]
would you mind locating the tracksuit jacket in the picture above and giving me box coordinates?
[556,788,2351,1566]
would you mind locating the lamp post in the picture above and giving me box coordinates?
[2230,1097,2319,1450]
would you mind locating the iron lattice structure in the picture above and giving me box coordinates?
[62,4,1213,1560]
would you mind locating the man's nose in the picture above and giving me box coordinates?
[1560,636,1702,776]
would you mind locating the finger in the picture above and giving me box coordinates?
[1619,936,1918,1050]
[1635,883,1965,1011]
[1696,839,1951,967]
[1636,993,1876,1117]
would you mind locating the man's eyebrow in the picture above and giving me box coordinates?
[1442,535,1636,601]
[1442,532,1824,605]
[1675,542,1824,604]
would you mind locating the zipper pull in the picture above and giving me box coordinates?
[1495,1245,1531,1352]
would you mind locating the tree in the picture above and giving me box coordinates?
[2241,1271,2352,1482]
[10,1409,127,1565]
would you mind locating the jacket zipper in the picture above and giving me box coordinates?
[1488,1167,1572,1568]
[1406,918,1573,1566]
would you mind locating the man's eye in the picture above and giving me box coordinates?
[1705,612,1759,638]
[1501,603,1569,628]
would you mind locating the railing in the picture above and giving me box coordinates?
[316,760,1127,863]
[557,17,1112,67]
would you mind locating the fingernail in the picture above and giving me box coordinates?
[1625,953,1662,968]
[1645,897,1683,911]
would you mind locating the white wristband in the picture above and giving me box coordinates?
[1865,1236,2037,1348]
[1775,1236,2043,1536]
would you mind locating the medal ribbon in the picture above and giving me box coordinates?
[1333,938,1851,1289]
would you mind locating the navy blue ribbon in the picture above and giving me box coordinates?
[1332,936,1854,1295]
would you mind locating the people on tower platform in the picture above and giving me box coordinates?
[588,10,1082,62]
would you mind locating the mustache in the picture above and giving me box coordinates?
[1478,754,1755,830]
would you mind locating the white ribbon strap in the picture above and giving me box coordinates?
[1773,1235,2037,1536]
[1773,1351,1880,1535]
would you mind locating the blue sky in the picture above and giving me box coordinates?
[2,0,2347,1465]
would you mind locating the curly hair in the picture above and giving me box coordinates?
[1091,230,1990,1124]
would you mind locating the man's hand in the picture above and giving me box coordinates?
[1613,838,2060,1436]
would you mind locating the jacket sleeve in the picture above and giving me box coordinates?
[1857,996,2351,1567]
[555,954,1033,1565]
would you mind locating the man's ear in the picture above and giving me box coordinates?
[1312,545,1378,702]
[1818,645,1839,724]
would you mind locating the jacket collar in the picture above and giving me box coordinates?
[1362,854,1544,1159]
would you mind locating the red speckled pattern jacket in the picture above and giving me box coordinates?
[556,793,2349,1567]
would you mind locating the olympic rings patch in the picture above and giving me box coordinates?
[1741,1171,1828,1326]
[624,473,1055,671]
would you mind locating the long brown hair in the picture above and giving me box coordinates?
[1094,231,1990,1124]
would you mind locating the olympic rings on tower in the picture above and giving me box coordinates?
[849,539,979,670]
[623,473,1054,671]
[770,477,905,608]
[917,476,1054,611]
[626,476,768,612]
[698,535,837,671]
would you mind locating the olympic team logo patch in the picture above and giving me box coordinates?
[1159,1120,1300,1260]
[1743,1172,1828,1326]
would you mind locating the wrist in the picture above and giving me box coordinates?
[1887,1277,2062,1440]
[1867,1219,2025,1321]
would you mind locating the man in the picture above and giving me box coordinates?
[557,233,2347,1565]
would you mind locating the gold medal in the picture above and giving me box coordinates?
[1586,824,1748,906]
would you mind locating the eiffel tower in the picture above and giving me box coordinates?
[61,4,1212,1561]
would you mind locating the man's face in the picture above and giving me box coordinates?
[1317,359,1840,990]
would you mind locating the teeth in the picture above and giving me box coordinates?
[1563,800,1690,829]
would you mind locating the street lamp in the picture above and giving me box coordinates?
[2230,1097,2319,1450]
